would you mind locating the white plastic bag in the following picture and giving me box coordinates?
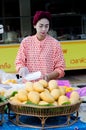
[24,71,41,81]
[1,72,17,84]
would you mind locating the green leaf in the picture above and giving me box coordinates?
[26,101,53,106]
[62,102,71,105]
[26,101,36,105]
[10,91,18,97]
[0,95,7,102]
[39,103,53,106]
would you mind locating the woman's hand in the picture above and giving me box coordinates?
[43,71,59,81]
[43,74,49,82]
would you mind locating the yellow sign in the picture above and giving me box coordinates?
[0,44,19,73]
[61,40,86,70]
[0,40,86,73]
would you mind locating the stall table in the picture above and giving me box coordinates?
[0,114,86,130]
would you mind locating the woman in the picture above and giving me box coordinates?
[15,11,65,81]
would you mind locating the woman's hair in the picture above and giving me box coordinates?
[33,11,51,25]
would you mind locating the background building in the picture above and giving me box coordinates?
[0,0,86,73]
[0,0,86,43]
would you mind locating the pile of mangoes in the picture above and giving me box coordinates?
[9,79,80,106]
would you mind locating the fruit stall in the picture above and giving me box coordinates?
[0,67,86,129]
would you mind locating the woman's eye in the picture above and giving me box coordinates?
[39,25,43,28]
[45,25,49,28]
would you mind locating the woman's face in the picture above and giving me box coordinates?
[34,18,50,40]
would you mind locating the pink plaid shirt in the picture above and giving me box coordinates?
[15,34,65,78]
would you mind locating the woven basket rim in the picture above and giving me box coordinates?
[8,100,82,109]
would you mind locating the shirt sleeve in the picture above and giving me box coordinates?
[15,38,28,72]
[53,41,65,78]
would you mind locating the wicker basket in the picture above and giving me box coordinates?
[8,100,82,129]
[0,101,8,125]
